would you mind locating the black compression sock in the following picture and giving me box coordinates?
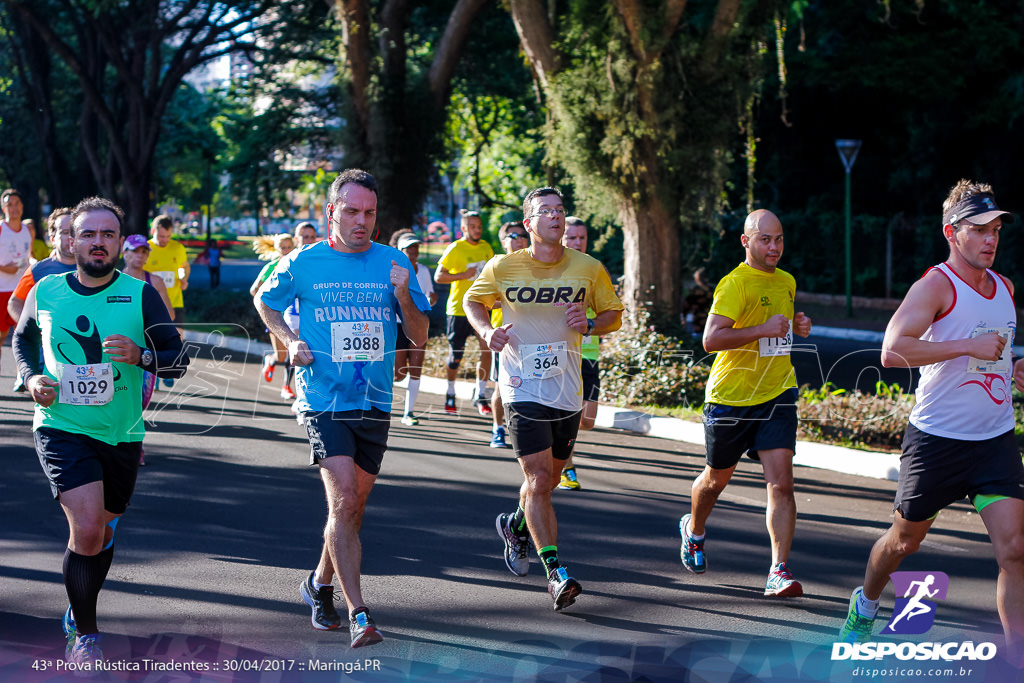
[63,546,114,635]
[510,504,528,537]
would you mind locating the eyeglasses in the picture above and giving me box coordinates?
[529,208,566,219]
[504,232,526,240]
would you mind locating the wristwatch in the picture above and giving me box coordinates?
[586,318,595,334]
[139,348,154,367]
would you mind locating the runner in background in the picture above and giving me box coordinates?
[434,209,494,416]
[488,221,528,448]
[250,233,296,400]
[557,216,601,490]
[389,228,437,426]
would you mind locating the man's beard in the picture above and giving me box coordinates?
[76,250,118,278]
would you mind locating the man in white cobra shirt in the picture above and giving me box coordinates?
[465,186,623,612]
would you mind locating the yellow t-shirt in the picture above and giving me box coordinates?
[143,238,188,308]
[439,238,494,317]
[466,247,623,411]
[704,262,798,406]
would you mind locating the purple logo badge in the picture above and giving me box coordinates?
[884,571,949,635]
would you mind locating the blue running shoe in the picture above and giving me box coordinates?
[62,606,77,657]
[67,633,102,669]
[679,514,706,574]
[490,426,509,448]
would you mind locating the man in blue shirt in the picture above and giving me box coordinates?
[256,169,430,648]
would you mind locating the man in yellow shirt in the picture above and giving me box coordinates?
[679,209,812,598]
[466,187,623,611]
[434,209,494,415]
[143,214,189,335]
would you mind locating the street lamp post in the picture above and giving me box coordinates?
[835,139,862,317]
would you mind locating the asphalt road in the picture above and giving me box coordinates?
[0,343,1014,682]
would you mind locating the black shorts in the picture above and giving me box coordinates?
[703,388,798,470]
[581,358,600,403]
[505,402,582,460]
[173,307,186,325]
[445,315,480,368]
[395,323,410,352]
[34,427,142,514]
[303,408,391,475]
[894,424,1024,522]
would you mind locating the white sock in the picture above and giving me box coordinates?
[493,424,502,434]
[477,378,487,397]
[857,590,879,617]
[405,379,420,415]
[447,380,456,396]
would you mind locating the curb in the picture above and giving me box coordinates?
[186,330,902,482]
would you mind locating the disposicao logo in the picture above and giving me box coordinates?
[885,571,947,635]
[832,571,997,662]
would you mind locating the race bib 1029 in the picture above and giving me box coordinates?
[58,362,114,405]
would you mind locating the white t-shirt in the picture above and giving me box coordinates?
[415,262,435,300]
[0,221,32,292]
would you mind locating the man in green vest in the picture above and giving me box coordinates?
[12,197,189,668]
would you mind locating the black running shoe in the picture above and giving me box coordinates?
[349,608,384,648]
[495,512,530,576]
[547,566,582,611]
[300,571,341,630]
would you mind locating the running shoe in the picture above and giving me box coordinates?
[475,396,493,416]
[262,355,276,382]
[281,385,296,400]
[299,571,342,630]
[547,566,582,611]
[495,512,530,576]
[679,514,706,574]
[62,606,77,657]
[490,426,509,448]
[349,608,384,648]
[764,562,804,597]
[401,413,420,426]
[839,586,877,643]
[558,467,581,490]
[444,393,457,415]
[161,377,175,388]
[67,633,102,668]
[12,373,26,393]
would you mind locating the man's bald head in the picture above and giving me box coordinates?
[741,209,784,272]
[743,209,782,237]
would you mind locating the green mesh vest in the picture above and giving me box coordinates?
[34,272,147,444]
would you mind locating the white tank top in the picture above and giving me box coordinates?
[909,262,1016,440]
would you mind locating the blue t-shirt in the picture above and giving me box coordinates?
[260,241,430,413]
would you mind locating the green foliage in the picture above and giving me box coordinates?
[183,287,265,340]
[599,313,709,409]
[154,85,225,212]
[796,381,913,451]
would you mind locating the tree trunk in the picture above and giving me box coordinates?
[618,157,681,327]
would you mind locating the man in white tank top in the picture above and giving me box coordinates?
[840,180,1024,664]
